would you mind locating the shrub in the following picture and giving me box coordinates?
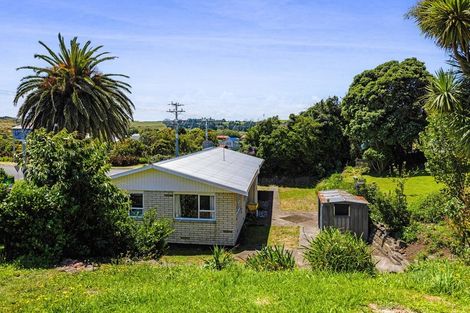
[203,245,234,270]
[134,209,173,259]
[246,245,295,271]
[109,138,146,166]
[314,173,355,194]
[0,181,66,262]
[409,191,449,223]
[368,180,410,233]
[0,130,136,262]
[303,228,375,274]
[0,168,13,202]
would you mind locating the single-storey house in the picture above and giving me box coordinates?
[317,189,369,240]
[111,147,264,246]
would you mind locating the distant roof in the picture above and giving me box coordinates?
[318,189,368,204]
[111,147,264,196]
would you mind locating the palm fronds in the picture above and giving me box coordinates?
[14,34,134,141]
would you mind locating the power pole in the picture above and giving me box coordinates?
[204,117,208,141]
[167,102,185,157]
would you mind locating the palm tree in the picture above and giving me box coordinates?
[409,0,470,77]
[14,34,134,141]
[410,1,470,153]
[423,70,462,113]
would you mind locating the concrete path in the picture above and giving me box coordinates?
[270,186,319,267]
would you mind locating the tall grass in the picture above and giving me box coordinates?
[246,245,295,271]
[303,228,375,274]
[203,246,234,270]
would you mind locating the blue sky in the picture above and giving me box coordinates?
[0,0,448,121]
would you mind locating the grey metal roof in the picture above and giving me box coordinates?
[111,147,264,196]
[318,189,368,204]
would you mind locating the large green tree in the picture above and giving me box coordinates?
[14,34,134,141]
[246,97,350,178]
[341,58,430,173]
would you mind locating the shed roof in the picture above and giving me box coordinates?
[111,147,264,196]
[318,189,368,204]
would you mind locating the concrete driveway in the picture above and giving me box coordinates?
[269,186,319,266]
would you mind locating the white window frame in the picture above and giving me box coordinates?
[174,193,216,221]
[334,203,350,217]
[129,191,144,220]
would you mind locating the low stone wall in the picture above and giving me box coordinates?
[369,223,409,268]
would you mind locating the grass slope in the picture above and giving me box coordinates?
[130,121,166,131]
[361,175,444,206]
[0,262,468,312]
[278,174,443,211]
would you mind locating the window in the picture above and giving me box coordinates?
[130,193,144,219]
[175,194,215,220]
[334,204,349,216]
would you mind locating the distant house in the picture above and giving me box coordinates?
[111,147,264,246]
[317,190,369,240]
[217,135,240,151]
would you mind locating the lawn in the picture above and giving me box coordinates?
[130,121,166,131]
[0,261,468,312]
[361,175,444,206]
[268,226,300,248]
[278,187,316,212]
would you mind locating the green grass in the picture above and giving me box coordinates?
[0,261,468,312]
[361,175,444,206]
[268,226,300,248]
[278,187,316,211]
[130,121,166,131]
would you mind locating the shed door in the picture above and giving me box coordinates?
[333,204,350,231]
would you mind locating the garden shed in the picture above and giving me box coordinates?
[317,190,369,240]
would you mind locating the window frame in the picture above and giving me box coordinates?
[334,203,350,217]
[129,192,144,220]
[174,193,216,221]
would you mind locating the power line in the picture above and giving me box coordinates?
[167,102,185,157]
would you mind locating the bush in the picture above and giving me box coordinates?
[203,245,234,270]
[314,173,355,194]
[409,192,449,223]
[0,130,136,262]
[368,180,410,233]
[303,228,375,274]
[134,209,173,259]
[0,181,66,262]
[246,245,295,271]
[0,168,13,202]
[109,138,146,166]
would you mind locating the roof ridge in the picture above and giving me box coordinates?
[154,147,218,165]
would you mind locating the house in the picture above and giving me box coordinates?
[216,135,240,151]
[111,147,264,246]
[317,189,369,240]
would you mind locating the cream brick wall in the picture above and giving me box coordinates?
[142,191,244,246]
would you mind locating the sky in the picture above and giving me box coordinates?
[0,0,448,121]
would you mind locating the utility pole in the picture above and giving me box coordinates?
[167,102,185,157]
[204,118,208,141]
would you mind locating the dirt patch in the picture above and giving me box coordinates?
[281,215,310,224]
[57,259,96,273]
[368,304,416,313]
[403,241,426,261]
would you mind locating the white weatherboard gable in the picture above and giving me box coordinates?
[112,167,229,194]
